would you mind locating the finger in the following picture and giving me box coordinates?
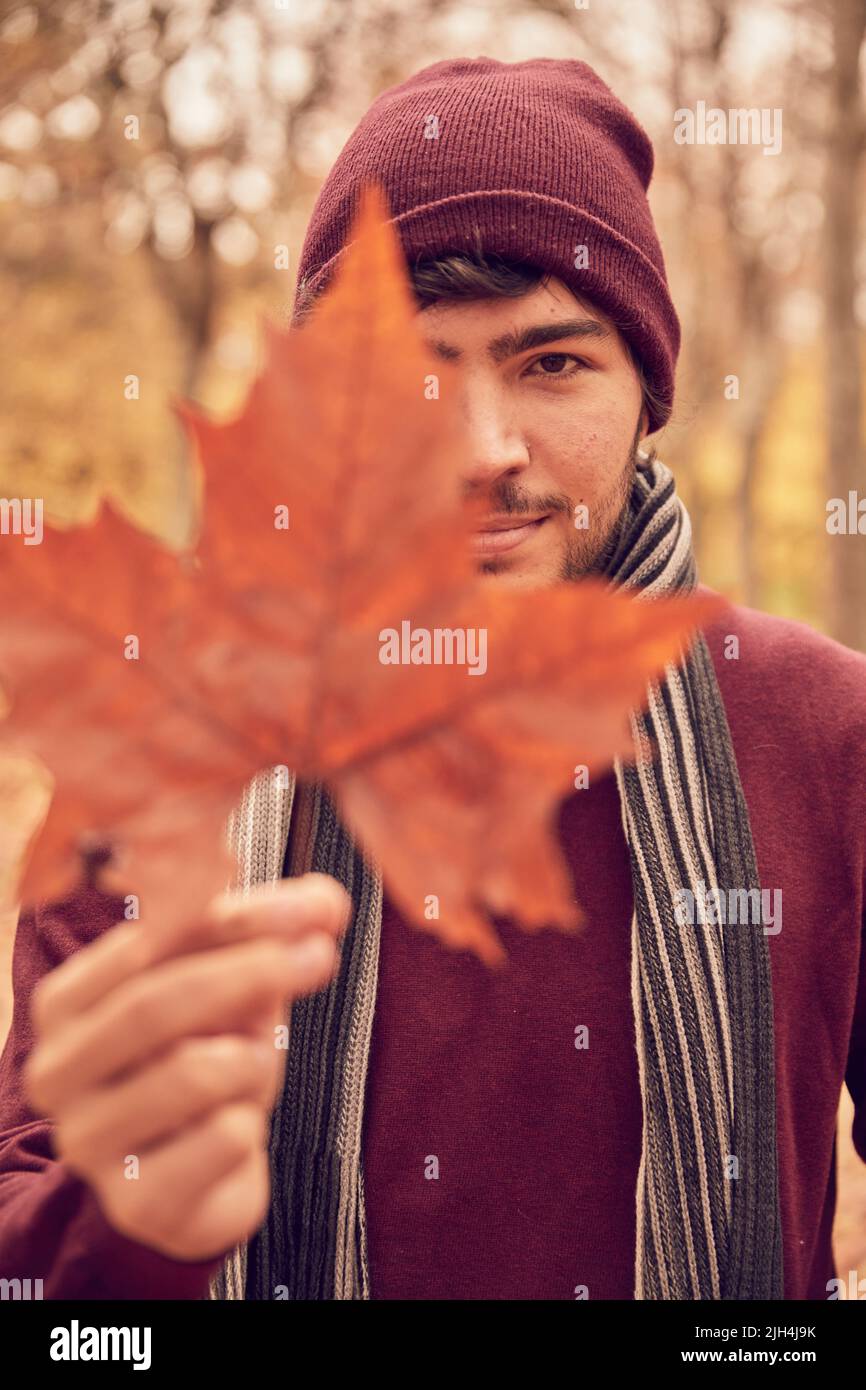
[30,919,149,1040]
[167,1146,269,1261]
[253,1000,290,1107]
[223,999,288,1101]
[55,1034,276,1169]
[149,873,352,958]
[94,1102,269,1258]
[31,873,350,1038]
[26,932,338,1115]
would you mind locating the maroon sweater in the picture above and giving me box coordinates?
[1,596,865,1298]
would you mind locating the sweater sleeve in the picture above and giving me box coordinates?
[0,888,229,1299]
[846,889,866,1167]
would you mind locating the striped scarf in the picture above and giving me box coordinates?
[208,454,783,1301]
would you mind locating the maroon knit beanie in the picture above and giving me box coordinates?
[292,57,680,433]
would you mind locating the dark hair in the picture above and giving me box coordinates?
[292,247,665,434]
[409,249,665,434]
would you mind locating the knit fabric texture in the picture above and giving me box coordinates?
[209,456,784,1301]
[292,57,681,433]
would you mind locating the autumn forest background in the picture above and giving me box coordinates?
[1,0,865,1291]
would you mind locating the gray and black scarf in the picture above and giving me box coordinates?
[208,454,783,1301]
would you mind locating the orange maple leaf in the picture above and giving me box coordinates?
[0,184,724,964]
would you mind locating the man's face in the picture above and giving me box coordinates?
[417,276,647,589]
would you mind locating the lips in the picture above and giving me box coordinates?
[470,515,549,555]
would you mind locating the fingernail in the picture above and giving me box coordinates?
[300,880,348,926]
[283,933,336,974]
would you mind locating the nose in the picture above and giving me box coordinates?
[458,375,531,492]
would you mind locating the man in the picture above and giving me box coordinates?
[0,57,864,1302]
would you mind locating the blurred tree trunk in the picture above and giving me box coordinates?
[144,220,217,547]
[736,352,785,605]
[824,0,866,651]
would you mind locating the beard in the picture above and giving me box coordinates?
[470,416,645,583]
[558,431,639,582]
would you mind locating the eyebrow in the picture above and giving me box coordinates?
[426,317,612,364]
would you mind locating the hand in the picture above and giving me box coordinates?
[24,873,350,1262]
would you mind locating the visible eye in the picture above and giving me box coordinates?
[524,352,588,379]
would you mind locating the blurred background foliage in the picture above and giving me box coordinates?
[1,0,865,1285]
[0,0,864,635]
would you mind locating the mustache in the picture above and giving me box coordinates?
[461,478,573,517]
[461,433,644,520]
